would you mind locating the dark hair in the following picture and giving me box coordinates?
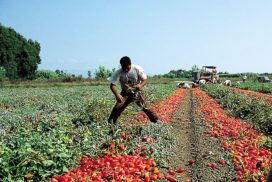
[120,56,131,67]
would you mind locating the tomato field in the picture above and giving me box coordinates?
[0,83,271,182]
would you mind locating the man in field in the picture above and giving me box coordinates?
[242,75,247,83]
[107,56,160,124]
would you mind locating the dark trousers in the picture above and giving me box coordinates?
[267,169,272,182]
[108,90,159,124]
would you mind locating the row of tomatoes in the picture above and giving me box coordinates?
[52,155,162,182]
[193,88,271,181]
[51,154,193,182]
[233,88,272,104]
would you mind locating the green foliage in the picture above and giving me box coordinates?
[219,72,258,79]
[219,73,242,78]
[34,70,84,82]
[35,70,60,80]
[0,24,41,79]
[163,69,192,78]
[191,65,199,71]
[202,84,272,135]
[95,65,113,79]
[0,84,175,181]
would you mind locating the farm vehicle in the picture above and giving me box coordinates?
[192,66,220,84]
[254,75,271,83]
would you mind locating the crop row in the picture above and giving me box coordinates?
[193,88,271,181]
[233,87,272,104]
[202,84,272,136]
[233,82,272,94]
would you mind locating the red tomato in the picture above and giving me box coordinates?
[165,175,178,182]
[234,166,242,171]
[109,142,116,148]
[150,175,157,181]
[51,178,58,182]
[144,176,150,182]
[219,159,226,165]
[211,163,217,168]
[167,169,176,175]
[118,144,126,151]
[101,171,109,178]
[121,132,129,140]
[176,167,186,173]
[188,159,196,165]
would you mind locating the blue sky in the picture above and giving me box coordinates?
[1,0,272,75]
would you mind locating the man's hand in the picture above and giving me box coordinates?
[110,84,124,103]
[136,79,147,91]
[136,84,143,91]
[115,93,124,103]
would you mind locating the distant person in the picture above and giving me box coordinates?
[107,56,160,124]
[212,68,217,74]
[242,75,247,83]
[177,82,191,89]
[182,82,191,89]
[215,74,220,83]
[224,80,232,86]
[199,79,206,85]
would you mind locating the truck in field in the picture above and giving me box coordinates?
[255,75,271,83]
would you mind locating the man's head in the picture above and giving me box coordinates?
[120,56,131,73]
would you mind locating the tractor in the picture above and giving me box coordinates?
[192,66,220,84]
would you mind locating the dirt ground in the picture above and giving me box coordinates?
[167,89,236,182]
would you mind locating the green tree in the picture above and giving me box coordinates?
[0,24,41,79]
[55,69,61,75]
[95,65,112,79]
[0,66,6,81]
[88,70,91,79]
[191,65,199,71]
[35,70,60,80]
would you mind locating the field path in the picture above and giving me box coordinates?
[167,89,235,181]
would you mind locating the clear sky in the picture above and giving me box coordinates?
[1,0,272,75]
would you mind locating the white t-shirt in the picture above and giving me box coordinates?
[108,64,147,91]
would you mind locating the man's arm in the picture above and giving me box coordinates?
[110,83,124,103]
